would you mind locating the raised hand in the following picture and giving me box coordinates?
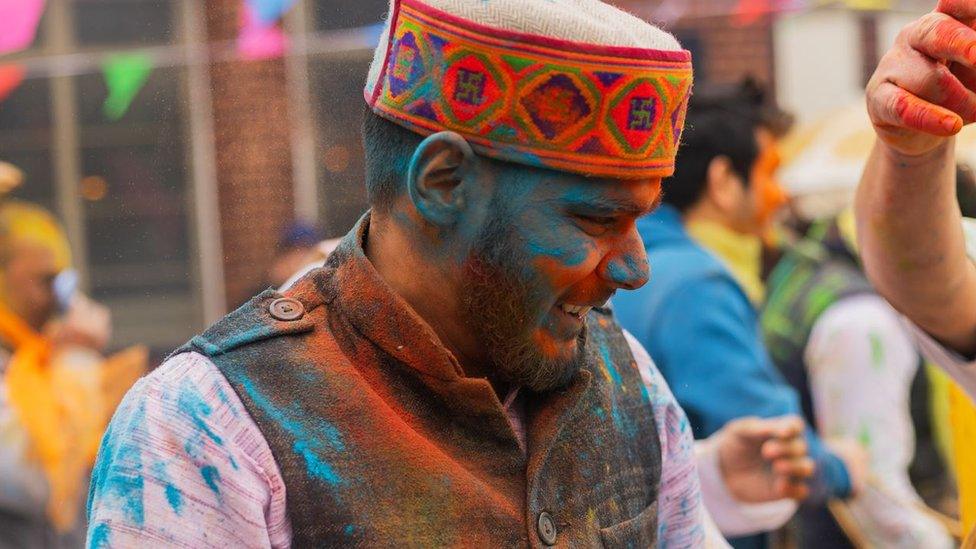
[716,416,815,503]
[866,0,976,156]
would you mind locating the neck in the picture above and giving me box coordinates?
[365,213,494,383]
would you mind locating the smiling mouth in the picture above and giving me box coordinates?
[558,303,592,320]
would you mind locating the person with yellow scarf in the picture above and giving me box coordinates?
[0,163,145,548]
[857,3,976,546]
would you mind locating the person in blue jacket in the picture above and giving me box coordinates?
[612,85,866,549]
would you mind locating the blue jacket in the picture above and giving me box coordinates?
[612,205,851,503]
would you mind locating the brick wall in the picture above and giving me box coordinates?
[205,0,296,307]
[615,0,776,89]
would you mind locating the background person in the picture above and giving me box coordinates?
[0,185,144,548]
[857,0,976,541]
[763,205,955,548]
[613,84,867,549]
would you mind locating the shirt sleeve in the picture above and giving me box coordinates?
[806,296,954,548]
[905,218,976,402]
[86,352,292,548]
[624,330,712,548]
[909,322,976,402]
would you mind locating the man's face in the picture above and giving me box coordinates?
[457,166,660,392]
[725,128,785,236]
[4,242,59,330]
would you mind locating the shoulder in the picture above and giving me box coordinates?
[815,294,906,335]
[88,351,291,547]
[184,285,326,360]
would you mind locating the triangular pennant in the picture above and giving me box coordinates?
[238,4,288,60]
[0,0,46,55]
[102,53,153,121]
[246,0,298,25]
[0,65,26,103]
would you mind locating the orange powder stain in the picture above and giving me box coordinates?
[894,92,961,135]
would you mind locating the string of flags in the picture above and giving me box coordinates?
[0,0,899,116]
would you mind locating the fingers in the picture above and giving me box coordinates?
[951,60,976,91]
[773,476,810,501]
[771,456,815,479]
[726,415,803,442]
[905,12,976,66]
[761,433,807,461]
[937,0,976,22]
[889,50,976,123]
[869,81,962,136]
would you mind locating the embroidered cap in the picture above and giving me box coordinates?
[365,0,694,179]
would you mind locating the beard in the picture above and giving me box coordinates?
[458,203,587,393]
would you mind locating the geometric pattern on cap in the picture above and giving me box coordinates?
[367,0,694,179]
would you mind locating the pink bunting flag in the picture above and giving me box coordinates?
[0,0,46,55]
[0,65,25,103]
[237,3,288,60]
[733,0,771,26]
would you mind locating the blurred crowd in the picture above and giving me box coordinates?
[0,38,974,549]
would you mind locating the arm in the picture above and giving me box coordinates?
[805,296,953,547]
[648,278,852,499]
[694,417,811,537]
[858,0,976,356]
[87,353,291,548]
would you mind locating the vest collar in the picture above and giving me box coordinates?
[315,212,467,383]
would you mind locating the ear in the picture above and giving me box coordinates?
[704,155,740,214]
[406,131,476,227]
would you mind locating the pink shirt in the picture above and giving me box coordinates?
[86,334,708,548]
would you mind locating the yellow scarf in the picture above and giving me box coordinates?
[0,302,146,530]
[686,219,765,305]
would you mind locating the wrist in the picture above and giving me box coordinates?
[876,136,953,167]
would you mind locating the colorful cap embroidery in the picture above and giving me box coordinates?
[365,0,694,179]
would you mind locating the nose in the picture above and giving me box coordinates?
[598,231,650,291]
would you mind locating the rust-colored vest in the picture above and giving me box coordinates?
[176,218,662,547]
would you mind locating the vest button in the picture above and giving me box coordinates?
[537,511,557,546]
[269,298,305,321]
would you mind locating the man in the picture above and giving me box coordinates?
[856,1,976,543]
[0,194,140,548]
[762,207,954,548]
[86,0,813,547]
[612,87,866,548]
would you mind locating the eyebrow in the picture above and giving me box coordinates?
[564,192,661,218]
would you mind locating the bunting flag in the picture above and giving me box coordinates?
[0,65,26,103]
[101,53,153,121]
[734,0,772,26]
[238,4,288,60]
[246,0,298,26]
[0,0,46,55]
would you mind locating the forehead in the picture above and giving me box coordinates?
[501,166,662,213]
